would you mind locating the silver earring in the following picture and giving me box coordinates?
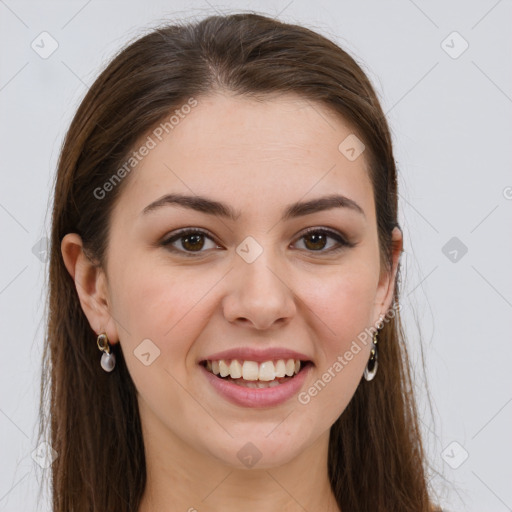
[97,333,116,372]
[363,329,379,381]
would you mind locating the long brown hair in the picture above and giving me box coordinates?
[39,12,437,511]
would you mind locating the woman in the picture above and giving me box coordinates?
[39,12,440,511]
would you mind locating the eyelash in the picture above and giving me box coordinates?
[160,227,355,257]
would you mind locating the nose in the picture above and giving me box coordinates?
[222,248,296,330]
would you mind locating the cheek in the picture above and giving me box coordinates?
[299,263,378,353]
[108,258,224,389]
[293,263,378,416]
[109,263,213,421]
[295,270,376,424]
[110,256,215,339]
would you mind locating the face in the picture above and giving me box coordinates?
[69,92,401,470]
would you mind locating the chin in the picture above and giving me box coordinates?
[203,424,318,470]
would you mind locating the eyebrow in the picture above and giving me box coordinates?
[141,193,365,220]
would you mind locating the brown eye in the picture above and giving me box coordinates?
[180,233,205,251]
[162,229,220,256]
[303,232,329,251]
[161,227,353,258]
[294,228,353,253]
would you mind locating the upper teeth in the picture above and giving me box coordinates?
[206,359,301,381]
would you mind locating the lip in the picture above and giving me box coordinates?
[200,361,313,408]
[199,347,312,364]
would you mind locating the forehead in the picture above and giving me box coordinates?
[114,92,375,223]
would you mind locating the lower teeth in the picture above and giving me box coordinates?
[221,376,292,388]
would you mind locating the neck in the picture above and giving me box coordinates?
[137,403,340,512]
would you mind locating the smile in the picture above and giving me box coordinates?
[203,358,304,388]
[200,356,313,407]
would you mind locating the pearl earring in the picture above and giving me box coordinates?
[97,333,116,372]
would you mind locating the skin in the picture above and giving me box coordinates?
[62,91,402,511]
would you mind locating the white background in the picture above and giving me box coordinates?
[0,1,511,511]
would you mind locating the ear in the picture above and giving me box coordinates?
[61,233,119,344]
[372,226,403,325]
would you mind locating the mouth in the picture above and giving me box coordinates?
[200,358,313,389]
